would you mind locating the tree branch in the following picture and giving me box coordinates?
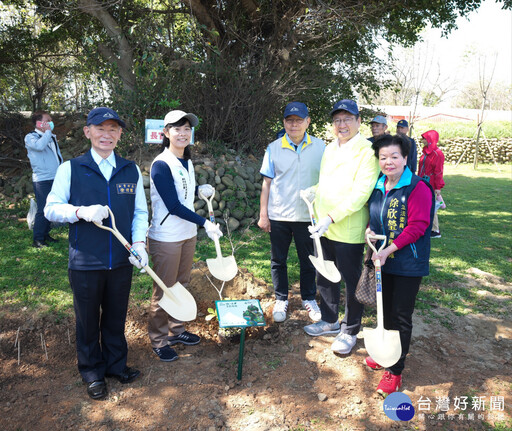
[78,0,136,91]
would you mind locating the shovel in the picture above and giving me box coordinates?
[94,207,197,322]
[199,189,238,282]
[363,234,402,368]
[300,191,341,283]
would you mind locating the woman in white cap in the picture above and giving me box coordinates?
[147,110,222,362]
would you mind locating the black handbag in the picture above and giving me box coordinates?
[355,246,376,307]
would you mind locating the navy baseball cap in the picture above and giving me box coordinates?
[283,102,309,119]
[397,119,409,128]
[370,115,387,125]
[330,99,359,116]
[87,107,126,128]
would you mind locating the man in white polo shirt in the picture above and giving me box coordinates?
[258,102,325,323]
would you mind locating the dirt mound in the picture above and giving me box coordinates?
[188,261,270,303]
[1,271,511,431]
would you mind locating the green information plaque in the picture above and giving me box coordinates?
[215,299,266,328]
[214,299,266,380]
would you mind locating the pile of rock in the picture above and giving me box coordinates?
[142,152,263,232]
[437,138,512,164]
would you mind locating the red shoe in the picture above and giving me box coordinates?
[365,356,383,370]
[376,371,402,397]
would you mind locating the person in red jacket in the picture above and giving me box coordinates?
[418,130,445,238]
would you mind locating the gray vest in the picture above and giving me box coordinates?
[267,135,325,222]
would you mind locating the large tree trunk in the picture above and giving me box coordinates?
[78,0,136,93]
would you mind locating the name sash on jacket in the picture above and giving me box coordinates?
[368,168,434,277]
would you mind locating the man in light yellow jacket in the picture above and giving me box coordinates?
[303,99,380,355]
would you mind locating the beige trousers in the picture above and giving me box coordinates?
[432,212,440,233]
[147,236,197,348]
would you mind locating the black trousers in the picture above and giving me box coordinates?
[32,180,53,241]
[269,220,316,301]
[69,266,133,382]
[381,273,422,375]
[317,237,364,335]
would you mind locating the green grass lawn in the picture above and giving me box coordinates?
[1,164,510,322]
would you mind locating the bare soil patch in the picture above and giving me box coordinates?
[1,265,511,431]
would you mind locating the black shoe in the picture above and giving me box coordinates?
[86,379,108,400]
[168,331,201,346]
[44,235,58,243]
[105,367,141,384]
[431,231,442,238]
[153,345,179,362]
[32,240,48,248]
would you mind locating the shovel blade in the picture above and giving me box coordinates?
[206,255,238,282]
[362,326,402,368]
[158,282,197,322]
[309,255,341,283]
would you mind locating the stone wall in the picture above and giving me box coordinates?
[142,152,263,231]
[437,138,512,164]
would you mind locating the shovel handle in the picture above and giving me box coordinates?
[93,208,173,298]
[366,233,387,256]
[199,189,216,224]
[366,233,387,328]
[300,191,329,262]
[300,190,317,226]
[199,188,224,258]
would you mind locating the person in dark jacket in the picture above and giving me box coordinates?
[368,115,388,144]
[45,107,149,401]
[365,134,434,397]
[396,119,417,174]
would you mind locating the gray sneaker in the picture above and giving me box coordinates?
[304,320,340,336]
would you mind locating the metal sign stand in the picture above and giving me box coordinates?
[237,328,247,380]
[215,299,266,380]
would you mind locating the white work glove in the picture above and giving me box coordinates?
[300,186,316,202]
[76,205,109,223]
[128,242,148,269]
[204,220,223,241]
[198,184,214,198]
[308,216,333,237]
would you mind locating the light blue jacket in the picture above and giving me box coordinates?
[25,129,63,182]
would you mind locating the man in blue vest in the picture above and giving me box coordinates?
[258,102,325,323]
[45,107,149,400]
[25,111,63,248]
